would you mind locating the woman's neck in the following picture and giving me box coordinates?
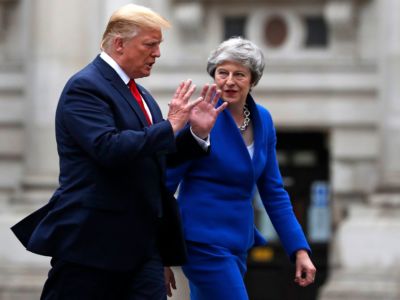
[228,102,245,122]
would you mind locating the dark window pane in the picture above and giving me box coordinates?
[304,16,329,48]
[224,16,247,40]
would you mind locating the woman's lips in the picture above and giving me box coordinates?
[224,90,237,96]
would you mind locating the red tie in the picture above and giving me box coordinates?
[128,79,152,125]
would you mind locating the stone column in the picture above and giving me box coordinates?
[324,0,356,57]
[378,0,400,191]
[319,1,400,298]
[0,1,105,298]
[16,0,103,208]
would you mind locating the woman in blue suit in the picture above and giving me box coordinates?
[165,37,316,300]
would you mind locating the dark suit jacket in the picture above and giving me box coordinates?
[11,55,205,271]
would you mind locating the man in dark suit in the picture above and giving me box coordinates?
[11,4,225,300]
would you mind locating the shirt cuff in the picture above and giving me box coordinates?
[190,127,210,151]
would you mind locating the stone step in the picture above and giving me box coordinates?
[319,268,400,300]
[0,264,47,300]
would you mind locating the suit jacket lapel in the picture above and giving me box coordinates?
[92,56,149,127]
[246,95,265,178]
[137,86,163,123]
[247,96,261,163]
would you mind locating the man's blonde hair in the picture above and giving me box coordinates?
[101,4,171,51]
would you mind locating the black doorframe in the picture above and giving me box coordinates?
[245,130,330,300]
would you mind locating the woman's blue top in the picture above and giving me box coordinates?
[167,95,311,259]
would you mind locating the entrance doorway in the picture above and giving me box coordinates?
[245,131,330,300]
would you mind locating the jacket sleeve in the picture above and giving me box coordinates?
[256,112,310,260]
[166,125,210,168]
[59,77,176,169]
[166,160,192,194]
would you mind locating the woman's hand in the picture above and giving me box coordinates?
[189,84,227,139]
[294,249,317,287]
[164,267,176,297]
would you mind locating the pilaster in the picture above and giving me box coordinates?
[320,1,400,298]
[15,0,102,209]
[1,1,104,298]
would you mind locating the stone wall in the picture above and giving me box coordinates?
[1,0,399,299]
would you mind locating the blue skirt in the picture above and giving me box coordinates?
[182,241,249,300]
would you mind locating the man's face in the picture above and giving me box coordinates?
[119,27,162,79]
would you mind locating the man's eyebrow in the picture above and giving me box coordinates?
[146,38,163,43]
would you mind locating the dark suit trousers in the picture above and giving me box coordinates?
[40,252,166,300]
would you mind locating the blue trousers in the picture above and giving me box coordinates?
[182,241,249,300]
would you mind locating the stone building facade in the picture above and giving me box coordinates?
[0,0,399,299]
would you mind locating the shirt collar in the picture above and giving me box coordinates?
[100,51,130,85]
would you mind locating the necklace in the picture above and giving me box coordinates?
[238,104,251,132]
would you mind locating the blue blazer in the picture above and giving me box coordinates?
[167,95,310,258]
[11,55,206,271]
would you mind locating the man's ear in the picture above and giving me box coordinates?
[113,36,124,54]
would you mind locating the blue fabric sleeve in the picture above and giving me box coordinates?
[256,110,310,260]
[166,161,192,194]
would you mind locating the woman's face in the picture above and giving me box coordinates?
[214,61,252,106]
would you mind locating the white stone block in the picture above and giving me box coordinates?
[0,72,24,92]
[174,3,203,33]
[0,97,24,125]
[331,129,379,159]
[358,0,379,61]
[353,162,378,193]
[0,127,23,156]
[319,268,400,300]
[0,264,48,300]
[0,162,22,189]
[256,93,377,128]
[23,125,58,177]
[332,161,378,194]
[0,214,50,266]
[332,161,356,193]
[336,205,400,269]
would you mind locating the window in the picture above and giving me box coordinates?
[224,16,247,39]
[304,16,329,48]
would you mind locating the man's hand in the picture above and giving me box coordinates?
[190,84,227,139]
[164,267,176,297]
[167,79,203,134]
[294,249,317,287]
